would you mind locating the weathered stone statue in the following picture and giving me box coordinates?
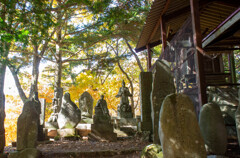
[94,95,110,124]
[79,91,93,119]
[45,97,59,129]
[57,92,81,129]
[91,95,117,141]
[116,80,133,118]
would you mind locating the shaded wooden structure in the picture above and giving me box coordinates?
[136,0,240,108]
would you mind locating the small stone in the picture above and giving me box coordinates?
[47,129,58,138]
[141,144,163,158]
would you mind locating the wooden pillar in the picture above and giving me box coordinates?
[228,52,237,83]
[160,17,167,56]
[147,45,152,71]
[190,0,207,106]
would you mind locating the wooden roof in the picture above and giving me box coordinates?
[135,0,240,52]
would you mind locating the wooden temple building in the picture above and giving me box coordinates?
[136,0,240,108]
[136,0,240,155]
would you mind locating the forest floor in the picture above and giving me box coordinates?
[4,136,150,158]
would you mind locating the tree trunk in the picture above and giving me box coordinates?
[8,66,28,103]
[0,42,10,153]
[125,39,145,72]
[0,64,6,154]
[29,45,41,99]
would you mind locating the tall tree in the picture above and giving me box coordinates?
[0,0,29,153]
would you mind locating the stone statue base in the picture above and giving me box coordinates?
[117,104,133,118]
[91,123,117,141]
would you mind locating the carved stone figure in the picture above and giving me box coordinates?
[91,95,116,141]
[57,92,81,129]
[45,97,59,129]
[94,95,110,124]
[116,80,133,118]
[79,91,93,119]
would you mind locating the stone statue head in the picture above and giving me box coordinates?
[100,95,104,100]
[122,80,125,87]
[64,92,70,101]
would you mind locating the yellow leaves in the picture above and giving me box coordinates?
[5,95,22,146]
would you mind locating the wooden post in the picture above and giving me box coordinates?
[228,52,237,83]
[160,17,167,56]
[147,45,152,71]
[190,0,207,106]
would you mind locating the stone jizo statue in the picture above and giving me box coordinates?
[115,80,133,118]
[94,95,110,124]
[79,91,93,119]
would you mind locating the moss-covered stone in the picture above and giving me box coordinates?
[141,144,163,158]
[159,93,206,158]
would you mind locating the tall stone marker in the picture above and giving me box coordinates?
[79,91,93,120]
[159,93,206,158]
[151,60,175,144]
[199,103,227,155]
[17,100,39,150]
[58,92,81,129]
[236,88,240,148]
[39,98,46,126]
[139,72,152,132]
[236,103,240,148]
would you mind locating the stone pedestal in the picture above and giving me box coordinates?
[57,129,76,137]
[139,72,152,132]
[91,123,117,141]
[76,124,91,136]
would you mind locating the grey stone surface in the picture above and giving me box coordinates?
[116,80,133,118]
[54,87,63,113]
[139,72,152,132]
[8,148,41,158]
[91,95,116,141]
[39,98,46,126]
[17,100,39,150]
[151,60,175,144]
[57,92,81,129]
[236,104,240,147]
[57,129,76,137]
[79,91,93,119]
[141,144,163,158]
[159,93,206,158]
[199,102,227,155]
